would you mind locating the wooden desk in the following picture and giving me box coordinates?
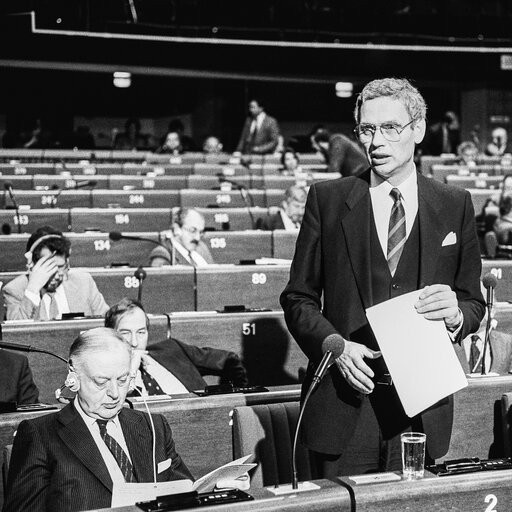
[197,207,269,231]
[5,190,91,209]
[181,190,267,208]
[202,231,273,264]
[469,189,495,216]
[194,264,290,311]
[108,175,188,190]
[92,190,180,209]
[272,230,298,259]
[0,208,69,234]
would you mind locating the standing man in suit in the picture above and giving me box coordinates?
[281,78,485,477]
[105,298,248,394]
[256,185,308,231]
[149,208,214,267]
[3,226,109,320]
[3,327,192,512]
[235,98,280,155]
[0,349,39,404]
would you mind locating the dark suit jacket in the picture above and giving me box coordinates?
[148,338,248,391]
[256,212,286,231]
[327,133,368,177]
[455,330,512,375]
[280,171,485,459]
[0,350,39,404]
[236,114,280,154]
[3,403,192,512]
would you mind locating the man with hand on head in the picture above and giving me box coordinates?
[2,226,109,320]
[149,208,214,267]
[3,327,192,512]
[281,78,484,477]
[105,298,248,395]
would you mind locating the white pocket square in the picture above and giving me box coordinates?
[441,232,457,247]
[158,458,172,474]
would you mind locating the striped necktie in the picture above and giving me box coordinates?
[97,420,136,482]
[140,367,162,395]
[387,188,406,276]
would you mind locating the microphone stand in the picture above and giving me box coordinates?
[4,185,21,234]
[480,288,494,376]
[134,266,147,304]
[217,175,256,229]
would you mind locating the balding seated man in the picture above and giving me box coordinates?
[149,208,214,267]
[0,349,39,405]
[3,327,193,512]
[105,298,248,395]
[2,226,109,320]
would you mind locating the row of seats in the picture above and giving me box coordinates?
[0,173,334,191]
[421,155,505,176]
[0,230,298,270]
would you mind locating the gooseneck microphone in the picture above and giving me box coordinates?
[51,180,98,208]
[0,341,68,363]
[291,335,345,490]
[480,273,498,376]
[134,265,147,304]
[3,182,21,233]
[109,231,173,265]
[216,174,256,229]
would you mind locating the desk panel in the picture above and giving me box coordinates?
[203,231,273,263]
[197,207,268,231]
[0,176,33,190]
[181,189,266,208]
[0,234,29,271]
[469,189,495,216]
[91,190,180,209]
[5,190,91,209]
[482,260,512,303]
[70,208,171,232]
[0,209,69,234]
[272,230,298,259]
[187,175,252,190]
[446,175,502,189]
[195,264,289,311]
[193,163,248,176]
[0,163,55,175]
[33,174,109,190]
[108,175,188,190]
[87,266,195,313]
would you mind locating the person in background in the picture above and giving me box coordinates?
[105,298,248,395]
[3,327,192,512]
[280,147,304,176]
[3,226,109,320]
[235,98,280,155]
[256,185,308,231]
[486,127,510,157]
[311,126,367,176]
[167,118,196,152]
[155,130,183,155]
[493,195,512,244]
[149,208,214,267]
[456,141,479,166]
[203,136,223,154]
[113,118,151,151]
[0,349,39,404]
[422,110,461,155]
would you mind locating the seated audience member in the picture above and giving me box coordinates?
[0,349,39,404]
[202,136,223,154]
[456,140,479,166]
[167,118,196,152]
[456,305,512,375]
[149,208,214,266]
[113,117,151,151]
[105,298,248,394]
[155,130,183,155]
[280,147,304,176]
[486,127,510,157]
[2,226,109,320]
[493,195,512,244]
[256,185,307,231]
[311,126,367,176]
[3,328,192,512]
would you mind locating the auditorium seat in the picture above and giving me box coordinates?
[197,207,269,231]
[109,175,188,190]
[181,189,266,208]
[446,175,502,189]
[202,231,273,263]
[33,174,109,190]
[92,190,180,208]
[4,190,91,209]
[232,402,315,487]
[0,209,69,234]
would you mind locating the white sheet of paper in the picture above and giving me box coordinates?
[111,479,193,508]
[365,290,467,417]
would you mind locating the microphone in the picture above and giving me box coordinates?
[51,180,98,208]
[3,182,21,233]
[480,273,498,376]
[134,265,147,304]
[291,335,345,490]
[0,341,68,363]
[109,232,173,265]
[216,174,256,229]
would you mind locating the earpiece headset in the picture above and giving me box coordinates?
[25,234,65,271]
[55,364,80,402]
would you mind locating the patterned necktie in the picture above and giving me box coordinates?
[469,335,482,373]
[96,420,136,482]
[140,367,162,395]
[387,188,406,276]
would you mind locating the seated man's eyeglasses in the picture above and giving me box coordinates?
[182,226,205,236]
[354,119,416,143]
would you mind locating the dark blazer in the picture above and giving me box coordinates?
[280,171,485,459]
[256,212,286,231]
[3,403,192,512]
[455,330,512,375]
[148,338,248,391]
[0,350,39,404]
[236,114,280,155]
[327,133,368,177]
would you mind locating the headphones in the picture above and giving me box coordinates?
[25,234,65,271]
[55,364,80,402]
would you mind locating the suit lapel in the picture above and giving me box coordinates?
[417,174,445,287]
[119,409,154,483]
[57,403,113,492]
[340,174,374,308]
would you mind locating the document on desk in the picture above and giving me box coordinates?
[366,290,467,418]
[111,479,193,507]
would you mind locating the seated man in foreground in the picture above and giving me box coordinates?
[3,226,109,320]
[149,208,214,267]
[105,298,248,394]
[3,327,193,512]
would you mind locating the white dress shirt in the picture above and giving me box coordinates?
[134,354,189,395]
[24,282,71,319]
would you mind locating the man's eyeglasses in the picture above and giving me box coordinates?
[182,226,205,236]
[354,119,416,143]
